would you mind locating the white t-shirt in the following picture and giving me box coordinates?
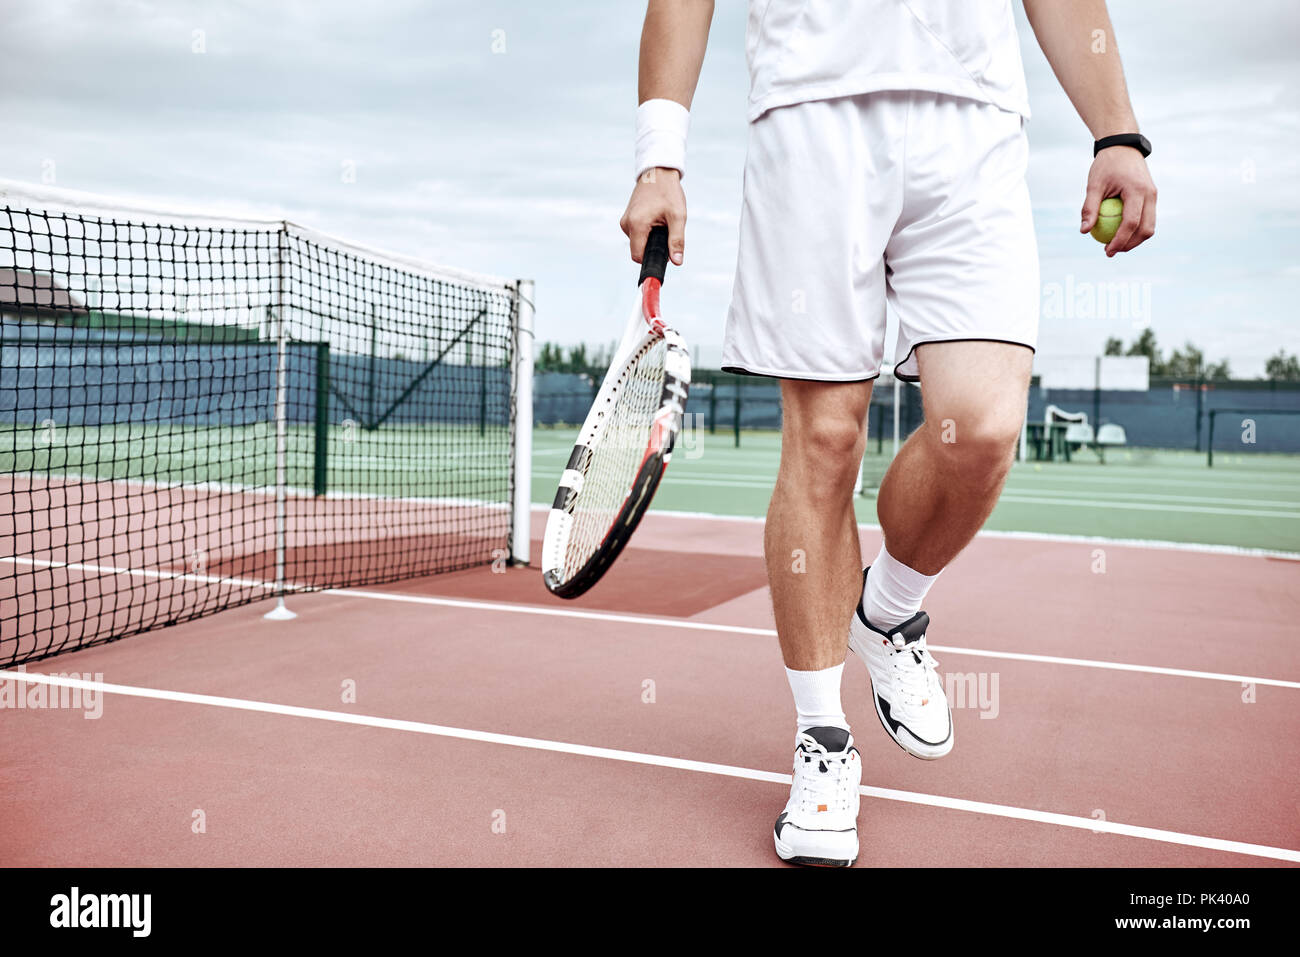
[746,0,1031,122]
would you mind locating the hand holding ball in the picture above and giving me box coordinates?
[1090,198,1123,244]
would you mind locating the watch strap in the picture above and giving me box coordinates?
[1094,133,1152,158]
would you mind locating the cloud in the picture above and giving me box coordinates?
[0,0,1295,375]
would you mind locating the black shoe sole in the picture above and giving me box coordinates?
[781,855,857,868]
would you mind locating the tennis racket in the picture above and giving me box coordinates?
[541,226,691,598]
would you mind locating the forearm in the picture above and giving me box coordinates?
[1023,0,1138,138]
[638,0,713,107]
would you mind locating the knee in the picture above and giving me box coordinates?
[927,408,1020,481]
[784,411,865,488]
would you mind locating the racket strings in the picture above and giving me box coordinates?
[562,336,668,577]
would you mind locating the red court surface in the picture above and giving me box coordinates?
[2,511,1298,867]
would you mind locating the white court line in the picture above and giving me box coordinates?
[323,590,1300,690]
[6,550,1298,689]
[659,476,776,489]
[329,588,777,636]
[909,524,1300,560]
[994,494,1298,519]
[668,473,1300,507]
[527,503,1300,561]
[922,643,1300,689]
[2,669,1296,864]
[648,476,1300,517]
[2,470,507,510]
[3,555,277,591]
[663,461,1300,494]
[670,468,1300,504]
[12,461,1297,550]
[1004,473,1300,493]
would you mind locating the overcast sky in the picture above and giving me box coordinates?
[1,0,1296,376]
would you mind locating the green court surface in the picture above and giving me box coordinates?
[530,427,1300,554]
[5,423,1297,554]
[1,423,512,496]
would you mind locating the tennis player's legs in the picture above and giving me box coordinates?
[877,90,1038,577]
[723,94,889,678]
[764,346,1031,668]
[876,342,1031,575]
[724,90,1036,784]
[763,378,872,672]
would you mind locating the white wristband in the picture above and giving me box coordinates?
[634,98,690,181]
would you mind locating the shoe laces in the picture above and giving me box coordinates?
[793,733,857,813]
[888,631,942,706]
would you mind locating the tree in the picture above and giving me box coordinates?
[1264,350,1300,381]
[1113,330,1231,379]
[1162,342,1233,380]
[564,343,589,372]
[1162,342,1205,379]
[534,341,617,374]
[534,341,564,372]
[1103,337,1124,356]
[589,342,616,370]
[1125,328,1160,364]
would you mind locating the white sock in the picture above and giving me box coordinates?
[863,543,940,630]
[785,663,848,735]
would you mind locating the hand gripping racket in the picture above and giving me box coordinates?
[541,226,691,598]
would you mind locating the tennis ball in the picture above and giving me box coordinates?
[1090,198,1123,244]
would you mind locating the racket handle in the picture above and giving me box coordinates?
[638,225,670,286]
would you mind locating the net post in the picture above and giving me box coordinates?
[1093,355,1102,440]
[510,278,535,566]
[1207,410,1215,468]
[733,378,741,448]
[479,326,488,437]
[366,308,378,429]
[264,226,296,621]
[313,340,330,496]
[1195,377,1204,452]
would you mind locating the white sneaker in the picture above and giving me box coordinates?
[849,570,954,759]
[773,726,861,867]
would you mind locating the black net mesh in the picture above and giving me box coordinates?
[0,193,519,666]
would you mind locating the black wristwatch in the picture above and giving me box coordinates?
[1094,133,1152,158]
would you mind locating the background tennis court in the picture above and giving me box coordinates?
[533,427,1300,553]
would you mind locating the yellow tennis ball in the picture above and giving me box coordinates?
[1091,197,1123,243]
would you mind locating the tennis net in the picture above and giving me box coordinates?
[0,181,534,666]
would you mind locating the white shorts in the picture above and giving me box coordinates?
[722,90,1039,382]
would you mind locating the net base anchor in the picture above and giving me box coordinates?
[263,598,297,621]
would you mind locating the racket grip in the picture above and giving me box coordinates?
[638,225,670,286]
